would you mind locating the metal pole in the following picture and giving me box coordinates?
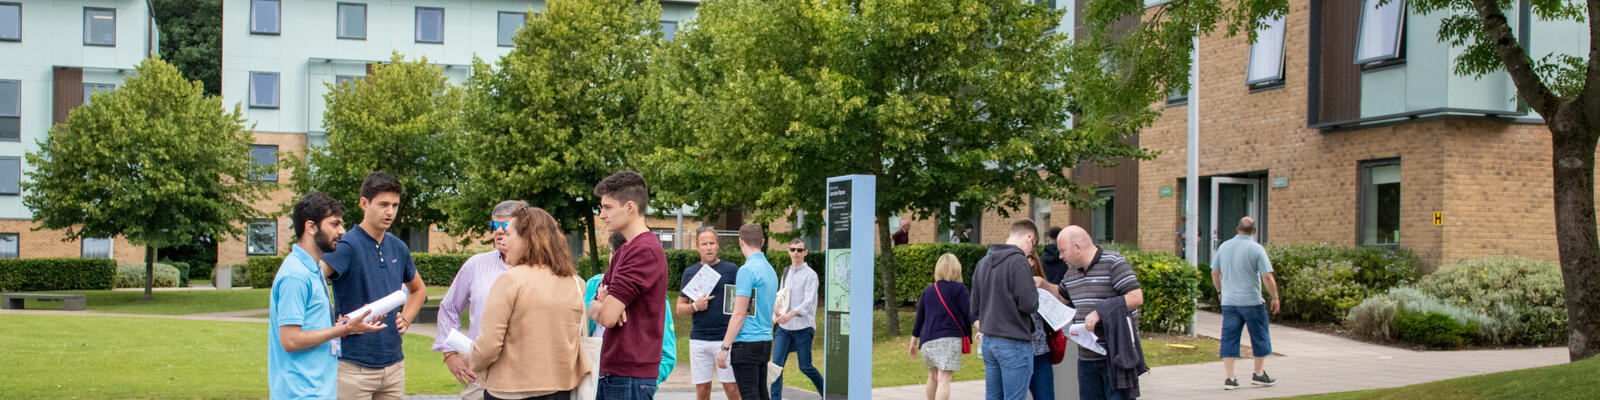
[1185,34,1201,337]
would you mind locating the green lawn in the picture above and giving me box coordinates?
[0,314,460,399]
[1284,357,1600,400]
[17,289,272,315]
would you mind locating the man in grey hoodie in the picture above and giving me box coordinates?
[972,219,1042,400]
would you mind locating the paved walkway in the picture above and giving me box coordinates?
[870,310,1568,399]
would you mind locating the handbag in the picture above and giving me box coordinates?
[574,277,602,400]
[933,282,972,354]
[1048,327,1068,365]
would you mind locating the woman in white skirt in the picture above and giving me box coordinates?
[909,254,974,400]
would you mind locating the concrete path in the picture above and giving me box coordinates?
[869,310,1568,399]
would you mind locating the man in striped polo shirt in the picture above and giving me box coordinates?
[1035,226,1143,400]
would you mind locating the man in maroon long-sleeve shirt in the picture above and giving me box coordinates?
[588,171,668,399]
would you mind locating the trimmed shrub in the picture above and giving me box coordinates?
[1267,244,1420,323]
[1394,311,1477,349]
[246,256,285,289]
[115,263,180,288]
[883,243,989,304]
[0,258,117,291]
[1123,249,1202,333]
[1277,259,1370,323]
[223,263,249,288]
[1418,257,1567,345]
[1346,287,1505,344]
[414,253,474,286]
[166,261,191,287]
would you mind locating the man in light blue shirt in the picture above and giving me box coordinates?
[717,224,779,400]
[1210,216,1279,390]
[269,193,385,400]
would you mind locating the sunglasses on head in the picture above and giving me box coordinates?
[491,221,511,231]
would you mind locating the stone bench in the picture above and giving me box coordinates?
[2,293,88,311]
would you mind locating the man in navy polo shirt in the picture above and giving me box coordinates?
[324,171,428,400]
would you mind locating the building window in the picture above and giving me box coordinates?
[0,79,17,141]
[0,157,17,195]
[0,233,16,258]
[81,237,112,259]
[249,72,279,109]
[1030,196,1052,235]
[659,20,677,41]
[1166,85,1187,106]
[251,145,278,182]
[251,0,279,35]
[335,75,363,87]
[1091,187,1115,243]
[337,3,365,40]
[1359,159,1401,245]
[1246,12,1287,87]
[1355,0,1405,66]
[247,220,277,255]
[652,228,676,251]
[0,3,20,42]
[415,7,443,44]
[82,83,115,106]
[498,12,525,47]
[83,7,115,46]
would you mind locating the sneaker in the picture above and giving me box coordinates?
[1223,378,1239,390]
[1252,372,1277,386]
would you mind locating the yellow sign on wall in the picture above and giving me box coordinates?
[1432,212,1443,226]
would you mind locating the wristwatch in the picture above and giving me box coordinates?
[720,345,731,351]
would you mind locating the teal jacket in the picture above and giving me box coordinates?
[585,274,676,384]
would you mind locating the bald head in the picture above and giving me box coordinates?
[1059,225,1099,268]
[1237,216,1256,235]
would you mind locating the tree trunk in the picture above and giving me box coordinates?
[876,213,901,336]
[586,214,601,278]
[1550,112,1600,361]
[144,245,156,301]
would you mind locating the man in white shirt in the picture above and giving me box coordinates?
[770,238,822,400]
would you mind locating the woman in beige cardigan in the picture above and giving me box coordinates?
[470,206,589,400]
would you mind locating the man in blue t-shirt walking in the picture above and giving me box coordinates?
[716,224,779,400]
[1211,216,1280,390]
[678,226,742,400]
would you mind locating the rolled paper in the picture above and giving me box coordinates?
[445,328,474,356]
[346,288,408,323]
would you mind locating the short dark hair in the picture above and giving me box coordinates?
[292,192,345,239]
[1047,227,1063,240]
[738,224,765,248]
[593,171,649,216]
[1009,219,1038,239]
[360,171,404,201]
[608,231,628,250]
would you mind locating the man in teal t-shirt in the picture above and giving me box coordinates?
[716,224,779,400]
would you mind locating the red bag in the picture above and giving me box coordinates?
[1048,328,1068,365]
[933,283,972,354]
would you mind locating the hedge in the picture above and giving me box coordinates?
[1123,249,1203,333]
[246,256,284,289]
[0,258,116,291]
[115,263,181,288]
[1266,243,1420,323]
[415,253,474,285]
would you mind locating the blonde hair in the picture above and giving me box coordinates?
[933,253,963,283]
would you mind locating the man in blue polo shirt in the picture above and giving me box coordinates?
[716,224,779,400]
[269,192,385,400]
[323,172,428,400]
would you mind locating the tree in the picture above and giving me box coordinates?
[23,58,268,300]
[151,0,222,95]
[642,0,1149,334]
[1404,0,1596,361]
[447,0,662,276]
[291,53,463,242]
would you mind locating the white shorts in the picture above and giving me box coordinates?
[689,339,737,384]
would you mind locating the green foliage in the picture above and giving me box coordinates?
[22,58,268,298]
[151,0,222,95]
[116,263,180,289]
[881,243,990,305]
[1394,311,1478,350]
[167,261,191,287]
[1418,257,1568,345]
[1124,249,1203,333]
[217,263,249,289]
[1346,286,1505,345]
[413,253,474,286]
[1414,0,1587,99]
[0,258,116,291]
[293,53,463,235]
[448,0,662,270]
[1267,243,1421,323]
[245,256,284,289]
[1195,263,1219,309]
[1279,258,1370,323]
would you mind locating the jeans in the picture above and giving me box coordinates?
[1220,304,1273,358]
[1029,354,1054,400]
[771,327,824,400]
[732,341,773,400]
[596,375,656,400]
[1077,359,1126,400]
[981,337,1032,400]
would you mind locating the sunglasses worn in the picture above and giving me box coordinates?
[491,221,511,231]
[789,248,807,253]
